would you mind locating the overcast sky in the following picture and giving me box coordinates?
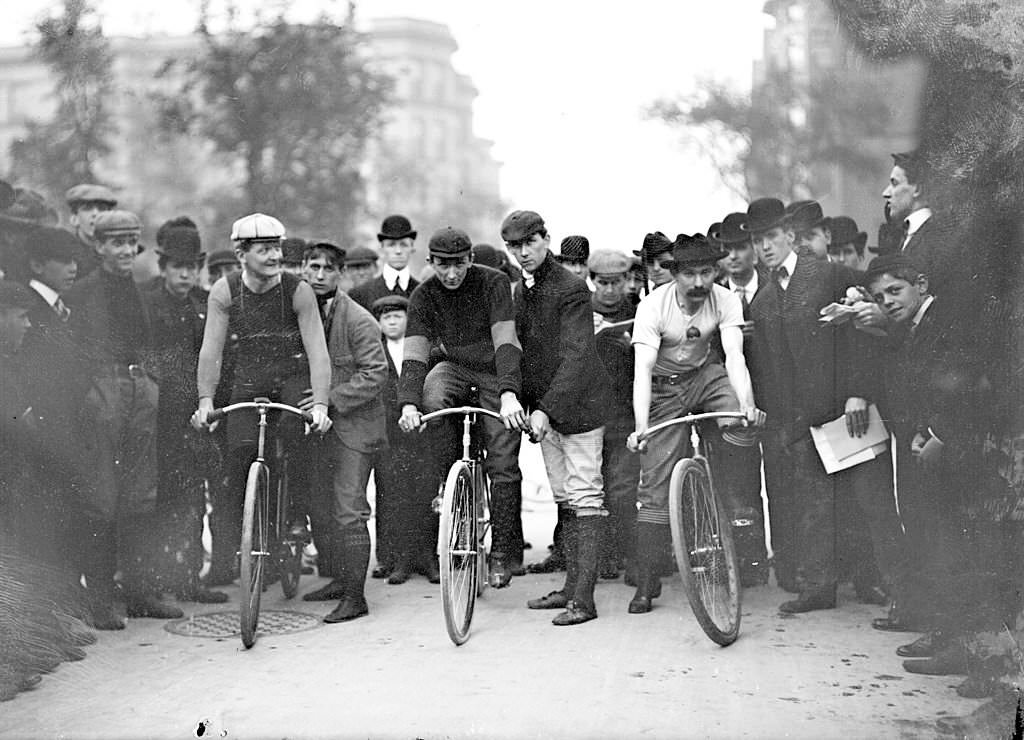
[4,0,770,250]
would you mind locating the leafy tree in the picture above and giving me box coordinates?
[157,13,392,241]
[7,0,116,199]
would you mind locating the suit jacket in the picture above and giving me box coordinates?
[323,289,388,453]
[348,274,420,314]
[516,253,611,435]
[750,252,881,443]
[902,213,960,303]
[20,288,90,422]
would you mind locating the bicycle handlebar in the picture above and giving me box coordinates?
[207,401,314,425]
[638,411,748,443]
[419,406,503,424]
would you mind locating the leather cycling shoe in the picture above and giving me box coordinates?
[628,595,653,614]
[125,593,184,620]
[527,553,565,574]
[176,580,229,604]
[902,642,970,676]
[509,560,527,577]
[302,580,345,601]
[488,555,513,588]
[387,560,412,585]
[897,632,946,658]
[323,596,369,623]
[552,600,597,626]
[527,590,569,610]
[779,587,836,614]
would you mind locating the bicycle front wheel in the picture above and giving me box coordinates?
[439,461,479,645]
[240,461,269,649]
[669,458,742,646]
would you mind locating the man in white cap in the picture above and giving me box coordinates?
[192,213,332,586]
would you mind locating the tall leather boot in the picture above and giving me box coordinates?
[554,514,600,626]
[528,504,568,574]
[628,521,666,614]
[79,517,124,630]
[599,507,621,579]
[619,500,638,585]
[325,523,370,623]
[528,508,577,609]
[488,481,523,587]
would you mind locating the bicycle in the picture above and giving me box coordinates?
[206,398,313,649]
[418,404,503,646]
[638,411,750,647]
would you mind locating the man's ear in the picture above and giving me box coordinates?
[916,274,930,295]
[823,227,832,245]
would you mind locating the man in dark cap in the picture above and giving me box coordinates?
[745,197,903,615]
[279,237,309,277]
[786,200,831,260]
[554,235,590,281]
[472,243,523,299]
[64,184,117,277]
[635,231,675,293]
[828,216,870,270]
[626,234,764,615]
[349,215,421,313]
[205,248,240,288]
[344,245,380,290]
[503,210,611,626]
[398,225,528,588]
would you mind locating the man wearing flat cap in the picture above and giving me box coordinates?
[398,225,528,589]
[65,183,118,278]
[343,245,380,290]
[205,248,240,288]
[349,215,421,313]
[280,237,309,277]
[627,233,764,615]
[745,197,903,616]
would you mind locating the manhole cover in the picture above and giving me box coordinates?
[165,610,322,639]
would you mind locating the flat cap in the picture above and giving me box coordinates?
[308,240,346,263]
[206,249,238,268]
[345,245,379,265]
[588,249,630,276]
[230,213,285,242]
[25,226,81,263]
[863,253,925,285]
[500,210,545,243]
[471,243,504,269]
[371,294,410,319]
[557,235,590,263]
[94,210,142,237]
[281,237,308,264]
[429,226,472,256]
[65,183,117,207]
[0,279,35,309]
[378,215,417,241]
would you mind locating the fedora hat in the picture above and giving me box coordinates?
[786,200,830,233]
[377,214,416,242]
[741,198,787,234]
[672,233,723,267]
[829,216,867,250]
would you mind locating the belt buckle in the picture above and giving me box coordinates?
[127,363,145,379]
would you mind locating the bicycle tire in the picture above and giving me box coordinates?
[240,461,269,649]
[276,460,302,599]
[669,458,742,646]
[475,467,489,598]
[439,461,478,645]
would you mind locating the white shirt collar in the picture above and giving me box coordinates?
[904,207,932,239]
[911,295,935,330]
[728,271,758,296]
[382,264,410,291]
[28,279,59,308]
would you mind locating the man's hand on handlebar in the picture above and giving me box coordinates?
[743,406,767,427]
[308,403,332,435]
[399,404,423,433]
[626,429,648,454]
[529,409,551,443]
[499,391,528,433]
[191,398,218,432]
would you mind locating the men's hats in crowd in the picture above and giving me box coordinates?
[281,237,308,265]
[345,245,379,266]
[206,248,238,268]
[65,183,117,209]
[4,186,59,227]
[500,210,545,243]
[377,214,416,242]
[25,226,81,264]
[429,226,473,256]
[155,216,204,262]
[471,243,504,269]
[0,279,35,309]
[706,222,723,245]
[714,212,750,245]
[93,211,143,250]
[786,200,830,233]
[556,235,590,264]
[672,233,723,267]
[309,240,347,263]
[371,294,409,319]
[230,213,285,242]
[863,253,924,285]
[635,230,674,259]
[741,197,787,234]
[588,249,630,277]
[829,216,868,251]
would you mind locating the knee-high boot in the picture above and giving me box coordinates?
[553,514,601,626]
[527,507,577,609]
[628,521,666,614]
[324,523,370,623]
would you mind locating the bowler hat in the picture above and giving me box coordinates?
[471,243,505,269]
[25,226,80,263]
[0,279,35,309]
[371,294,409,319]
[377,215,416,242]
[741,198,787,234]
[65,183,117,208]
[634,231,673,259]
[828,216,867,251]
[281,237,308,265]
[588,249,630,277]
[500,210,545,243]
[429,226,472,256]
[707,222,723,245]
[206,249,238,268]
[230,213,285,242]
[672,233,723,267]
[786,200,830,233]
[557,235,590,264]
[345,245,379,266]
[714,213,750,245]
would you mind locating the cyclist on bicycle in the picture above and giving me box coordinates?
[191,213,332,583]
[626,234,764,614]
[397,226,528,588]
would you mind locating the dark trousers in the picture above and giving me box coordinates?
[763,431,797,585]
[374,432,436,565]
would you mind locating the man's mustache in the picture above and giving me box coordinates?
[687,287,709,298]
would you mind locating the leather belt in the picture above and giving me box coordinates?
[651,369,699,387]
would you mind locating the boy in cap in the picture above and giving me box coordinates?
[504,209,612,626]
[344,245,380,290]
[349,215,421,313]
[205,248,240,288]
[64,184,117,277]
[192,213,333,584]
[398,225,528,588]
[626,234,764,614]
[65,209,180,625]
[554,235,590,281]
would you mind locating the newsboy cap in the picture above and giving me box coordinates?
[65,183,117,208]
[230,213,285,242]
[371,294,410,319]
[742,197,787,234]
[345,245,379,266]
[377,214,417,242]
[588,249,630,277]
[429,226,473,256]
[863,253,925,285]
[25,226,81,264]
[471,243,504,269]
[94,210,142,238]
[281,237,308,265]
[785,200,830,233]
[206,249,238,269]
[500,210,545,243]
[308,240,347,263]
[557,235,590,264]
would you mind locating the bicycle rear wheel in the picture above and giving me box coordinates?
[240,461,269,649]
[439,461,479,645]
[669,458,741,646]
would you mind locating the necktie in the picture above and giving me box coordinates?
[523,272,535,290]
[55,297,70,322]
[735,287,748,309]
[774,266,789,290]
[901,220,911,251]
